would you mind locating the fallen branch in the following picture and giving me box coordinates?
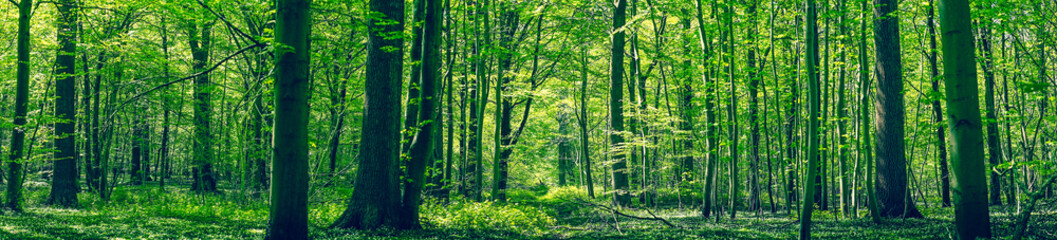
[575,198,676,228]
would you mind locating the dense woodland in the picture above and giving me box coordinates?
[0,0,1055,239]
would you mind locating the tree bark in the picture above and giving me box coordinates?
[927,0,952,208]
[331,0,404,230]
[48,0,80,208]
[873,0,923,218]
[937,0,992,237]
[266,0,311,238]
[6,0,32,212]
[798,0,822,236]
[401,0,443,228]
[189,21,218,193]
[610,0,631,207]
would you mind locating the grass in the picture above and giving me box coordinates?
[1,185,1055,239]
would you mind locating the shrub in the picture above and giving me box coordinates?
[421,199,556,234]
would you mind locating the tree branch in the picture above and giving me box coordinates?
[575,198,676,228]
[7,0,17,8]
[106,43,266,122]
[196,0,261,46]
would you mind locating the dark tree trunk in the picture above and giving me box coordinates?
[189,22,218,193]
[265,0,311,238]
[48,0,80,208]
[330,0,404,230]
[401,0,443,228]
[609,0,631,207]
[873,0,923,218]
[7,0,33,212]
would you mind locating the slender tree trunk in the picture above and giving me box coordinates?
[798,0,822,236]
[6,0,33,212]
[977,17,1003,206]
[860,0,881,223]
[401,0,443,228]
[726,1,739,219]
[580,47,594,198]
[610,0,631,207]
[835,0,851,217]
[937,0,992,237]
[491,6,518,202]
[331,0,404,229]
[695,0,718,218]
[927,0,952,207]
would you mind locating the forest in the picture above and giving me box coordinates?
[0,0,1055,239]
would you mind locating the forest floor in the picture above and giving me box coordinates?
[0,184,1055,239]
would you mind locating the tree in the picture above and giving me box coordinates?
[609,0,631,207]
[725,1,739,219]
[937,0,991,237]
[402,0,443,228]
[746,0,762,213]
[47,0,80,208]
[579,46,595,198]
[926,0,952,208]
[798,0,821,236]
[189,18,218,193]
[330,0,404,229]
[265,0,311,238]
[873,0,922,218]
[976,7,1003,206]
[6,0,32,212]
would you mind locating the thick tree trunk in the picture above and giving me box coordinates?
[937,0,992,237]
[330,0,404,230]
[266,0,311,238]
[873,0,922,218]
[48,0,80,208]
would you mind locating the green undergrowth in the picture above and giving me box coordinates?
[2,185,1056,239]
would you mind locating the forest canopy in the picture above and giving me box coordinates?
[0,0,1055,239]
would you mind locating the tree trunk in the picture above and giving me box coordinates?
[492,5,519,202]
[860,0,881,223]
[873,0,922,218]
[330,0,404,230]
[937,0,992,237]
[977,18,1003,206]
[747,0,762,213]
[926,0,952,208]
[610,0,631,207]
[798,0,822,236]
[580,47,595,198]
[6,0,32,212]
[694,0,717,218]
[266,0,311,238]
[48,0,80,208]
[189,21,218,193]
[725,1,739,219]
[401,0,443,228]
